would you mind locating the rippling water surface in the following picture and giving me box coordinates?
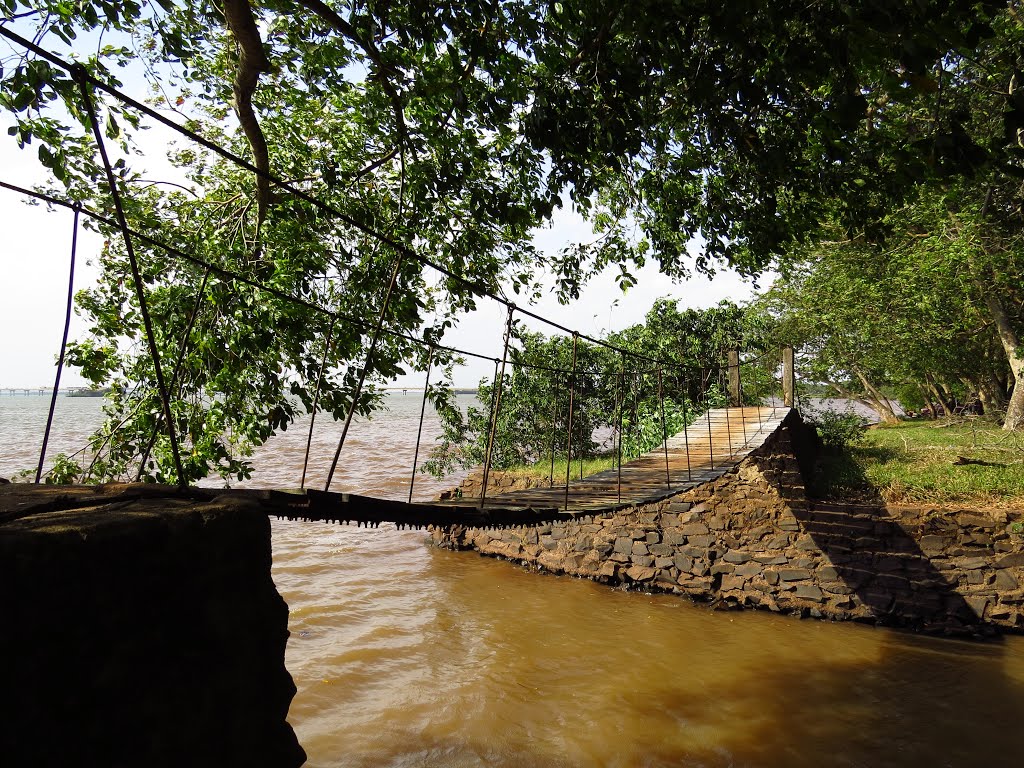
[3,394,1023,767]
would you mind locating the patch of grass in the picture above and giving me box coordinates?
[499,454,619,483]
[812,418,1024,507]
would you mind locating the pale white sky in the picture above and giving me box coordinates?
[1,138,101,390]
[0,31,768,390]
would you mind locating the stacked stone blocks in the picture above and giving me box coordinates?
[433,417,1024,636]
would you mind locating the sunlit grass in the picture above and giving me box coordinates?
[812,418,1024,506]
[502,454,620,483]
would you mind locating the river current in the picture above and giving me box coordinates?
[2,394,1023,767]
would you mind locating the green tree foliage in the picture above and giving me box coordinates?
[760,181,1024,426]
[613,297,774,403]
[528,0,1007,283]
[808,409,869,452]
[3,0,555,482]
[760,3,1024,429]
[423,331,617,476]
[424,300,770,477]
[3,0,1021,482]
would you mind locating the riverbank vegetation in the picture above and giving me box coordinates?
[499,455,619,486]
[422,300,758,477]
[810,418,1024,507]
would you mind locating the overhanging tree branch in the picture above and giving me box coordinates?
[221,0,273,233]
[291,0,410,151]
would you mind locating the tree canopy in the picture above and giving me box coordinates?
[758,6,1024,430]
[2,0,1022,484]
[759,179,1024,428]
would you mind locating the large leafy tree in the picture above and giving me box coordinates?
[1,0,1017,482]
[760,180,1024,428]
[762,6,1024,430]
[423,330,619,476]
[2,0,553,482]
[528,0,1006,282]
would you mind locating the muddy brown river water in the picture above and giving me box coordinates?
[3,394,1023,767]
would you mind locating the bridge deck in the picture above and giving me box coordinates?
[442,405,789,513]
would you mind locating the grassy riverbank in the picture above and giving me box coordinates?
[811,419,1024,507]
[465,418,1024,509]
[501,455,618,483]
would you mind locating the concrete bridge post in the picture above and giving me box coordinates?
[782,345,796,407]
[727,349,741,407]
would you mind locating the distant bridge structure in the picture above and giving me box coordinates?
[1,387,100,396]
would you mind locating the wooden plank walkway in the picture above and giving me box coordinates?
[443,405,790,513]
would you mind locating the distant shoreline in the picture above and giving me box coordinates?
[2,386,480,396]
[66,389,112,398]
[383,387,478,395]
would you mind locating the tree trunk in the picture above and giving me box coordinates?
[940,380,959,413]
[926,374,953,417]
[829,382,879,418]
[981,289,1024,430]
[221,0,273,233]
[1006,380,1024,431]
[914,384,935,418]
[976,374,1008,418]
[852,368,900,423]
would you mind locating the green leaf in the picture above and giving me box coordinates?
[12,86,35,111]
[105,112,120,139]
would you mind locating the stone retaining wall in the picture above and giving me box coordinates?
[0,484,306,767]
[437,468,550,501]
[432,412,1024,636]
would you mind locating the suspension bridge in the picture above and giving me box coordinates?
[1,403,791,530]
[0,26,797,528]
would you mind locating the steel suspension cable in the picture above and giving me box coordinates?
[0,177,687,385]
[137,266,212,482]
[0,26,703,377]
[35,203,79,484]
[578,370,585,482]
[481,357,501,502]
[679,375,693,482]
[705,376,715,471]
[737,358,749,446]
[0,29,796,499]
[547,373,560,488]
[324,254,404,491]
[658,367,671,489]
[2,177,768,495]
[744,357,764,433]
[301,317,336,489]
[408,345,434,504]
[722,364,735,460]
[563,333,578,511]
[480,306,514,509]
[616,351,624,504]
[725,352,743,453]
[74,65,184,485]
[622,366,638,462]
